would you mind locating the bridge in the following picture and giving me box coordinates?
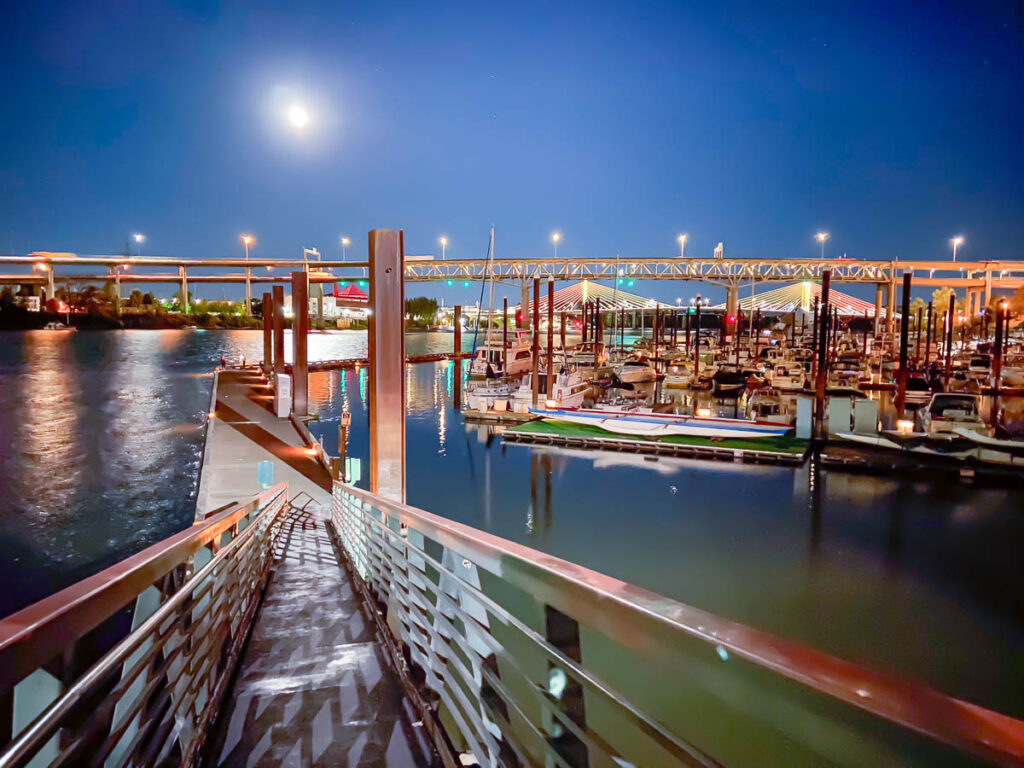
[1,230,1023,767]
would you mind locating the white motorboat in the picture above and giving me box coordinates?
[465,380,514,412]
[572,341,607,370]
[768,362,806,392]
[664,361,695,389]
[920,393,992,437]
[613,358,656,384]
[41,321,75,331]
[512,368,589,411]
[745,393,795,425]
[469,331,532,380]
[529,406,792,439]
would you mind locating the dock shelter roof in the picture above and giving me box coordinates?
[711,281,887,317]
[513,280,674,315]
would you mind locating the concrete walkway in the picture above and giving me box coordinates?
[197,370,436,767]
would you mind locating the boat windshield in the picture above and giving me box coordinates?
[930,395,978,418]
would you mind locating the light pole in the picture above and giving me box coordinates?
[551,232,561,258]
[340,236,350,261]
[241,234,254,316]
[815,231,829,259]
[439,236,448,260]
[133,233,145,256]
[677,233,687,258]
[951,235,964,262]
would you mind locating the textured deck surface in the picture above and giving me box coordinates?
[206,503,435,767]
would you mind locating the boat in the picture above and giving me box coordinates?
[41,321,74,331]
[744,392,795,425]
[920,393,991,438]
[769,362,806,392]
[513,368,589,411]
[711,364,748,397]
[469,332,532,380]
[613,358,656,384]
[529,406,792,439]
[465,380,513,412]
[903,375,933,405]
[572,341,607,371]
[664,361,695,389]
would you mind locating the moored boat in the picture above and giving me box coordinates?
[529,406,792,439]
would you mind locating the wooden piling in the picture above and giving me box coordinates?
[547,279,554,395]
[531,278,540,408]
[454,305,462,409]
[895,272,912,417]
[814,271,831,437]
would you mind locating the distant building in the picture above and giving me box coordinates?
[13,296,40,312]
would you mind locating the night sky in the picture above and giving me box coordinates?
[1,1,1021,304]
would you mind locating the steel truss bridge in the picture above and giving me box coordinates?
[1,254,1022,293]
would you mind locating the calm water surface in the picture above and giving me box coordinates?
[1,329,1022,720]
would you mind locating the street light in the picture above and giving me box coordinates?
[951,235,964,262]
[241,234,255,316]
[340,236,350,260]
[439,236,448,260]
[133,233,145,256]
[677,234,687,258]
[815,231,829,259]
[551,232,561,258]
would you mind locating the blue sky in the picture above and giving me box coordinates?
[1,0,1021,304]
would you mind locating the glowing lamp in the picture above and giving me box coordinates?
[896,419,914,434]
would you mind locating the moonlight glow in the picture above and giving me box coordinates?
[287,104,310,128]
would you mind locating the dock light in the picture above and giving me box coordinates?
[545,399,558,408]
[208,411,216,419]
[696,407,712,417]
[33,261,49,271]
[896,419,914,434]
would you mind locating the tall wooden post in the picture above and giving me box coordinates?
[272,285,285,376]
[367,229,405,503]
[944,298,955,386]
[925,301,933,369]
[620,308,625,351]
[547,279,554,394]
[811,297,820,380]
[291,271,309,416]
[895,272,912,417]
[694,300,702,381]
[595,297,602,349]
[453,305,462,409]
[581,301,588,343]
[992,302,1005,428]
[262,291,273,371]
[814,271,831,437]
[531,278,540,407]
[685,311,691,353]
[502,298,508,377]
[915,307,922,366]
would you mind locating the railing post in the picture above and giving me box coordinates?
[367,229,406,503]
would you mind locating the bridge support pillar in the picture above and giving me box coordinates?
[519,280,530,329]
[984,269,993,307]
[291,271,308,416]
[368,229,406,503]
[179,266,189,316]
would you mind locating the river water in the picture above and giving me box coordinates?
[1,329,1022,721]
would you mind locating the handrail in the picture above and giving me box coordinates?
[0,482,288,693]
[334,481,1024,766]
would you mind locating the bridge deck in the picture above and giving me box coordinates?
[198,370,436,767]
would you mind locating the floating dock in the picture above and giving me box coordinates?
[462,408,537,425]
[503,418,809,465]
[285,351,470,373]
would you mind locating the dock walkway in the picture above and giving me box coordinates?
[198,370,434,767]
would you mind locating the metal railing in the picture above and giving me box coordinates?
[331,481,1024,767]
[0,483,289,768]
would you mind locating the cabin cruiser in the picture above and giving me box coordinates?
[744,392,796,425]
[465,380,513,412]
[530,405,792,439]
[512,367,589,411]
[469,331,532,380]
[664,360,695,389]
[920,393,991,437]
[614,358,657,383]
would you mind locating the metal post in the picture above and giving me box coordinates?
[547,279,554,395]
[454,305,462,409]
[272,285,285,375]
[531,278,540,408]
[502,298,508,377]
[814,270,831,437]
[262,291,272,370]
[895,272,912,418]
[367,229,405,503]
[291,271,308,416]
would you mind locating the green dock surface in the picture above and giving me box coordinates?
[506,418,810,457]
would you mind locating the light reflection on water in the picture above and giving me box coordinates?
[1,330,1023,720]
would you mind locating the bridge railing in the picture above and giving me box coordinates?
[331,481,1024,767]
[0,483,289,768]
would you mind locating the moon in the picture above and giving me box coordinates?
[287,104,310,128]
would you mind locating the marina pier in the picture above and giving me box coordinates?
[2,230,1024,767]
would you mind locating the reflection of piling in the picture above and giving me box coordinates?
[813,271,831,438]
[895,272,912,417]
[454,305,462,410]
